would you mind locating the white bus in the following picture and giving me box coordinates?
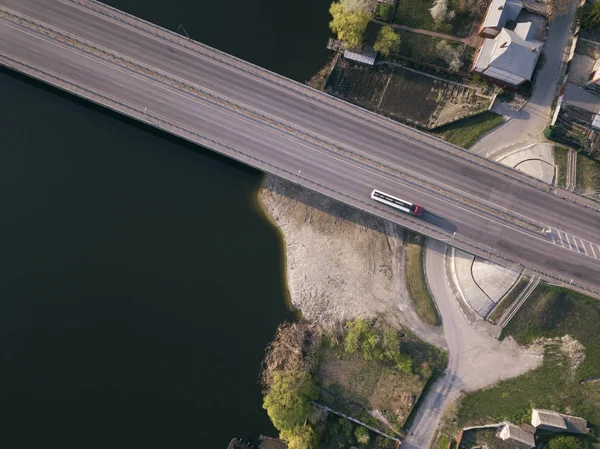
[371,189,424,216]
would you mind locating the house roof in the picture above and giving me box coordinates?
[532,409,568,430]
[344,48,376,65]
[498,423,536,448]
[562,414,590,434]
[563,82,600,114]
[482,0,523,30]
[477,28,542,83]
[515,21,533,40]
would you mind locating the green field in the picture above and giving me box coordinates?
[444,283,600,447]
[432,111,503,148]
[393,0,474,37]
[576,153,600,194]
[404,231,441,326]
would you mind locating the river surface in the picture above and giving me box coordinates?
[0,1,330,447]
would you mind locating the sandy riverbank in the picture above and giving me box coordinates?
[259,175,445,347]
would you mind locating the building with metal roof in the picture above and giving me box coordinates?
[343,47,377,66]
[497,423,536,449]
[479,0,523,38]
[531,409,589,434]
[472,28,543,86]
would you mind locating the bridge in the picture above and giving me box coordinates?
[1,0,599,296]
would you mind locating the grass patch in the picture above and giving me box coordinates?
[455,348,600,435]
[432,111,503,148]
[404,231,441,326]
[395,31,471,71]
[316,319,447,434]
[440,284,600,448]
[554,146,569,188]
[393,0,474,37]
[575,153,600,194]
[487,276,529,325]
[501,283,600,380]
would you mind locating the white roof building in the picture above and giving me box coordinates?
[473,28,543,86]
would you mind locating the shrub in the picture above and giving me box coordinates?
[355,425,370,445]
[548,436,589,449]
[374,25,401,57]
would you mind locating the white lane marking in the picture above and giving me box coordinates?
[553,228,564,247]
[591,243,598,259]
[563,232,573,250]
[577,238,589,256]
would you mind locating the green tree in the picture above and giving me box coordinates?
[549,436,589,449]
[374,25,401,57]
[329,2,371,49]
[354,425,370,445]
[579,2,600,30]
[280,425,318,449]
[344,319,381,359]
[263,370,318,431]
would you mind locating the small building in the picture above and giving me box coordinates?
[497,423,536,449]
[343,47,377,66]
[531,409,589,434]
[472,27,543,86]
[479,0,523,38]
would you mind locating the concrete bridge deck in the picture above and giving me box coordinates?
[1,0,599,295]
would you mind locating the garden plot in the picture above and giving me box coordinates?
[326,62,492,128]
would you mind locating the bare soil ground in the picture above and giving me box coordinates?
[325,61,492,129]
[259,176,445,347]
[318,348,424,430]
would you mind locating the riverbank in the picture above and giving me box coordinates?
[259,175,445,346]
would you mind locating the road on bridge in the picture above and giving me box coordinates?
[1,0,599,295]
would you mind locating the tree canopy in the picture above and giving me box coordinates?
[280,425,318,449]
[374,25,401,57]
[329,1,371,49]
[579,1,600,30]
[262,369,319,432]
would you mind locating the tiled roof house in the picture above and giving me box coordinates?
[479,0,523,38]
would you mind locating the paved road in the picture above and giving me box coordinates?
[402,239,541,449]
[471,2,577,156]
[1,0,599,295]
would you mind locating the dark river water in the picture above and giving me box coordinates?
[0,1,331,447]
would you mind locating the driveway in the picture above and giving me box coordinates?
[402,239,541,449]
[470,3,578,156]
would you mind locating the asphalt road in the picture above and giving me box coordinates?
[1,0,599,295]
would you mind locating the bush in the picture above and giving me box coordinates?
[578,2,600,30]
[374,25,401,57]
[548,436,589,449]
[375,2,394,21]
